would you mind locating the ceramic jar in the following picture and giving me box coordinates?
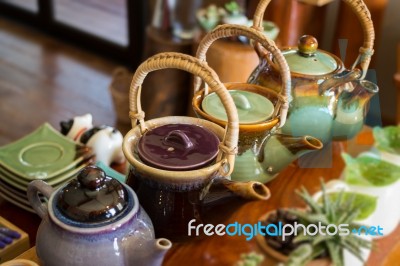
[193,25,323,183]
[248,0,378,143]
[123,53,271,240]
[27,165,171,266]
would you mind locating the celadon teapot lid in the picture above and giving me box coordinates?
[202,90,274,124]
[55,165,131,225]
[279,35,339,76]
[137,124,220,171]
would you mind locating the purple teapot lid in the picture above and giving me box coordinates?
[56,166,130,224]
[137,124,220,171]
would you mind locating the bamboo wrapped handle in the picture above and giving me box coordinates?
[252,0,375,79]
[194,24,291,127]
[128,52,239,176]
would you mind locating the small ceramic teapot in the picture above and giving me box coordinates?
[123,53,271,240]
[27,165,171,266]
[248,0,378,143]
[193,24,323,183]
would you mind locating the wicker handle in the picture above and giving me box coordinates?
[252,0,374,79]
[129,52,239,176]
[194,24,291,127]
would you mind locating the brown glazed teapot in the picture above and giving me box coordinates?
[248,0,378,143]
[122,53,271,240]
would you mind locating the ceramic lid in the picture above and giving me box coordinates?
[280,35,338,75]
[201,90,274,124]
[56,165,129,223]
[137,124,219,171]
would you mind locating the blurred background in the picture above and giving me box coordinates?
[0,0,397,141]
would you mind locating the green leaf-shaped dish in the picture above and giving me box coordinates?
[373,126,400,154]
[342,153,400,187]
[0,123,88,180]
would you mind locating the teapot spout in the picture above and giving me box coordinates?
[219,179,271,201]
[318,68,361,95]
[331,79,379,139]
[202,178,271,205]
[127,237,172,266]
[336,79,379,107]
[259,134,323,177]
[149,238,172,266]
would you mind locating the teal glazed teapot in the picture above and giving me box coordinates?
[193,24,323,183]
[248,0,378,143]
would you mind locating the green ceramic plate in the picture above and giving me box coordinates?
[0,177,27,198]
[0,176,48,203]
[0,159,91,189]
[0,178,38,212]
[202,90,275,124]
[0,123,88,181]
[0,190,35,213]
[0,169,29,191]
[0,181,32,206]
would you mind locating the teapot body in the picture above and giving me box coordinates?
[123,116,271,240]
[126,167,209,241]
[193,83,323,183]
[35,206,155,266]
[248,51,375,143]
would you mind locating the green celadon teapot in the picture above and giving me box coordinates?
[248,0,378,144]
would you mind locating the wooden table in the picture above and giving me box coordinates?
[3,129,400,265]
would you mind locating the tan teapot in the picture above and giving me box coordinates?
[248,0,378,143]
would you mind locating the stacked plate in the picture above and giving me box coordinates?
[0,123,94,213]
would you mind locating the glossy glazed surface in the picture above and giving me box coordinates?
[202,90,274,124]
[0,123,88,180]
[28,174,172,266]
[56,166,129,224]
[193,83,322,183]
[137,124,219,171]
[248,51,377,143]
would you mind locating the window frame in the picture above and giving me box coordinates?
[0,0,146,68]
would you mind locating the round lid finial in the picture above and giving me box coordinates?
[298,35,318,56]
[77,166,106,191]
[56,165,129,224]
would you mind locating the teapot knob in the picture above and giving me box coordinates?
[77,165,106,191]
[232,93,252,110]
[298,35,318,56]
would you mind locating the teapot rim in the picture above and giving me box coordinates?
[123,116,227,190]
[192,84,281,131]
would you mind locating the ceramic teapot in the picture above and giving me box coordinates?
[27,165,171,266]
[193,24,323,183]
[123,53,271,240]
[248,0,378,143]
